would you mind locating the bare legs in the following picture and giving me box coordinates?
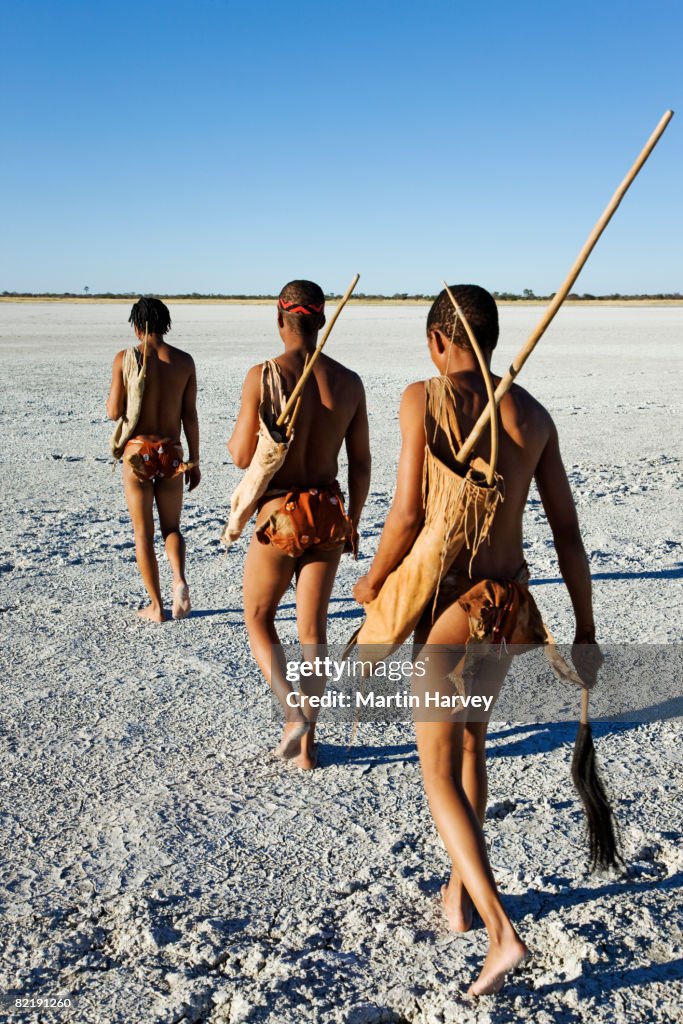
[123,467,164,620]
[123,467,187,622]
[243,520,342,769]
[156,475,190,618]
[437,718,492,932]
[242,532,301,733]
[413,603,526,995]
[415,716,527,993]
[292,548,342,768]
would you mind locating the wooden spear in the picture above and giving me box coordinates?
[456,109,674,466]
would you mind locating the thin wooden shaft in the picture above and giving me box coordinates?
[286,395,303,439]
[580,687,590,726]
[442,282,499,481]
[285,354,310,439]
[457,109,674,465]
[276,273,360,427]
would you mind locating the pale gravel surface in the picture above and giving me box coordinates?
[0,303,681,1024]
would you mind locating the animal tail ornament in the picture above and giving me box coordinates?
[572,688,623,871]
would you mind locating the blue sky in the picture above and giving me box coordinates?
[1,0,680,295]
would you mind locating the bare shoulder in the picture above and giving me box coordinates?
[242,362,264,394]
[506,381,554,435]
[163,343,195,370]
[112,348,127,367]
[321,354,365,397]
[400,380,427,423]
[401,379,427,406]
[323,353,362,382]
[245,361,264,381]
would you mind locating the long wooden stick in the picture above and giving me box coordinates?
[276,273,360,427]
[285,353,310,439]
[456,109,674,465]
[442,282,499,482]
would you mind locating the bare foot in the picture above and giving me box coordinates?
[172,582,191,620]
[275,720,310,759]
[292,738,319,772]
[467,934,528,997]
[137,604,166,623]
[441,879,473,932]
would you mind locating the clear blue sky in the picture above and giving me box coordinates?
[1,0,680,295]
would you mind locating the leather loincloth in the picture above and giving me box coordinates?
[429,561,582,701]
[256,481,358,559]
[433,561,547,648]
[123,438,190,482]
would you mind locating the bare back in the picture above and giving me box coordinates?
[132,340,195,440]
[270,351,361,488]
[438,371,552,577]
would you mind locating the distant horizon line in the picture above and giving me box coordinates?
[2,289,682,303]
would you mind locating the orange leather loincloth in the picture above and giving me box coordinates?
[425,562,548,705]
[433,561,547,647]
[423,563,580,703]
[256,482,358,559]
[123,438,187,482]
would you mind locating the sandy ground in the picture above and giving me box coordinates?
[0,303,681,1024]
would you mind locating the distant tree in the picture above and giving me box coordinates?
[522,288,535,299]
[84,285,90,295]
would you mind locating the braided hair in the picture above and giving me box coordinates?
[128,296,172,336]
[427,285,499,351]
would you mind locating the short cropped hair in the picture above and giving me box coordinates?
[278,280,325,334]
[278,279,325,310]
[427,285,499,352]
[128,296,172,336]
